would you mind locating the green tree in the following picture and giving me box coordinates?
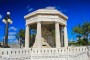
[82,22,90,38]
[16,29,37,48]
[73,22,90,46]
[16,29,25,48]
[30,29,36,47]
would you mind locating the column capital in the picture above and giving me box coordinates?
[25,24,30,27]
[63,24,67,27]
[37,21,41,23]
[55,21,59,24]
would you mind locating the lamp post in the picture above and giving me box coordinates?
[2,12,12,47]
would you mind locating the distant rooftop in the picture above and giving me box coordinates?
[45,6,56,10]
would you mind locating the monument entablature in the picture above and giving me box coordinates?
[24,9,68,19]
[24,9,68,26]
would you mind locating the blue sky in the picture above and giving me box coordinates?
[0,0,90,43]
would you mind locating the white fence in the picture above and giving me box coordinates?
[0,46,89,60]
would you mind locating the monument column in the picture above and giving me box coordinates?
[25,24,30,48]
[55,22,61,48]
[61,27,64,47]
[37,21,42,48]
[64,26,68,47]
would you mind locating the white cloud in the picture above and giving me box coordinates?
[26,5,31,9]
[8,36,16,40]
[8,31,17,43]
[9,27,17,31]
[0,14,2,19]
[9,39,18,44]
[28,8,33,12]
[8,32,17,40]
[26,5,34,12]
[9,32,16,35]
[61,10,68,12]
[8,27,18,43]
[13,40,18,43]
[8,27,17,43]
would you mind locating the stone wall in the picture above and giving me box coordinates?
[0,46,89,60]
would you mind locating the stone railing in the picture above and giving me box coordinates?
[0,46,89,60]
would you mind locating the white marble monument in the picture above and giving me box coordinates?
[0,8,89,60]
[24,8,68,48]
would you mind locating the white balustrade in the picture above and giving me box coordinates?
[0,46,89,60]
